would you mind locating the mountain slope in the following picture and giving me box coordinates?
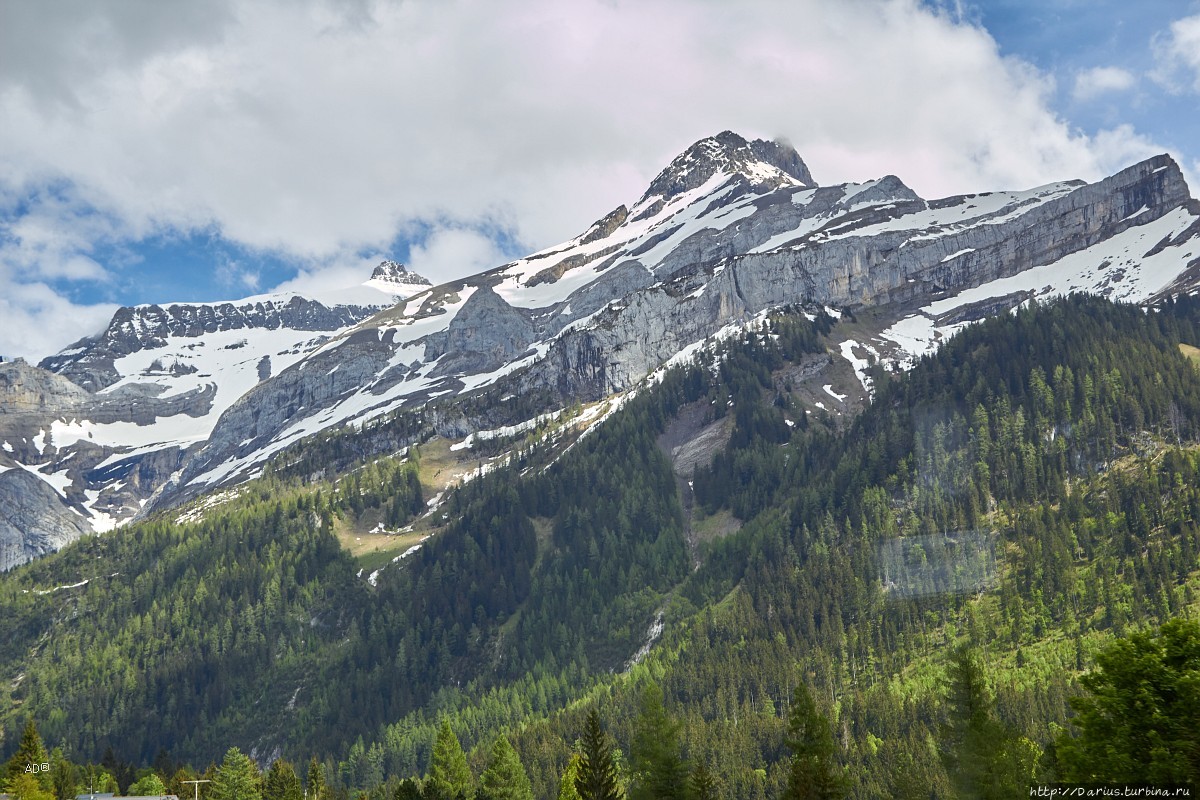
[5,296,1200,799]
[0,266,429,565]
[147,135,1200,515]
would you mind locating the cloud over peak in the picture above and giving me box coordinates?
[0,0,1179,359]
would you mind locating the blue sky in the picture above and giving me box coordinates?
[966,0,1199,159]
[1,0,1198,360]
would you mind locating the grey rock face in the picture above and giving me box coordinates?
[521,154,1195,401]
[371,260,433,288]
[639,130,815,205]
[580,205,630,245]
[0,469,90,571]
[427,285,536,376]
[42,295,388,392]
[128,142,1200,517]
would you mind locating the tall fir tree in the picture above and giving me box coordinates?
[305,759,325,800]
[48,749,75,800]
[4,718,50,791]
[263,760,302,800]
[784,682,845,800]
[576,710,622,800]
[478,736,533,800]
[426,720,472,800]
[941,646,1040,799]
[687,763,718,800]
[1056,618,1200,784]
[629,684,687,800]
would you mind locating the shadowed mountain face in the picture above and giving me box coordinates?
[6,131,1200,552]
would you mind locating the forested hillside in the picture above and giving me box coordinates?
[4,295,1200,798]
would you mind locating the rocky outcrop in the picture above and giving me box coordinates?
[523,156,1193,400]
[370,260,433,289]
[427,285,536,376]
[640,131,815,204]
[42,295,390,392]
[0,469,90,571]
[580,205,630,245]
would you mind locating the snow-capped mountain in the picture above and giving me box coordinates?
[6,130,1200,561]
[0,266,429,566]
[148,132,1199,512]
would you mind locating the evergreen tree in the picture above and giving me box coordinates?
[477,737,533,800]
[575,711,622,800]
[47,748,75,800]
[784,682,845,800]
[426,720,471,800]
[263,760,302,800]
[1056,618,1200,784]
[306,759,326,800]
[4,718,50,790]
[629,684,686,800]
[210,748,261,800]
[941,647,1040,799]
[556,754,582,800]
[686,763,717,800]
[391,779,420,800]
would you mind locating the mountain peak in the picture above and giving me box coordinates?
[639,131,815,205]
[369,260,432,288]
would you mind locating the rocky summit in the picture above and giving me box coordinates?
[4,131,1200,560]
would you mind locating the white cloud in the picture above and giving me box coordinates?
[405,226,512,285]
[1153,14,1200,92]
[0,279,117,362]
[1073,66,1137,101]
[0,0,1186,359]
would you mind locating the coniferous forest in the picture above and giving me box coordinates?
[4,295,1200,798]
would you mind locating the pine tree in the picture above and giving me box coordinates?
[576,710,622,800]
[391,778,421,800]
[478,737,533,800]
[48,750,75,800]
[4,718,50,791]
[1056,618,1200,784]
[784,682,845,800]
[210,748,261,800]
[941,646,1041,799]
[263,760,302,800]
[426,720,472,799]
[306,759,325,800]
[629,683,686,800]
[687,763,718,800]
[557,753,582,800]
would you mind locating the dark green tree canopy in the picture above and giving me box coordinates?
[426,720,472,799]
[1057,618,1200,784]
[784,682,845,800]
[576,710,622,800]
[210,748,261,800]
[478,736,533,800]
[262,760,302,800]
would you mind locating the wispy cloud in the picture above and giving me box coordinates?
[1152,14,1200,92]
[1073,66,1137,101]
